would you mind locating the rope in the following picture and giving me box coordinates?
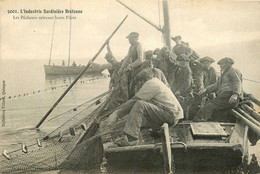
[243,78,260,84]
[48,90,110,121]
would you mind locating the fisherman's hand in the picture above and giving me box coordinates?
[175,90,181,96]
[125,65,132,72]
[198,88,207,96]
[229,93,239,104]
[88,59,93,65]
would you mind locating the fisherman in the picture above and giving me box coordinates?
[106,68,183,146]
[189,56,218,120]
[140,60,169,87]
[153,48,161,58]
[104,42,121,77]
[169,54,193,119]
[145,50,163,70]
[172,36,193,57]
[72,61,77,66]
[196,56,218,91]
[194,57,243,122]
[172,35,201,77]
[170,54,193,98]
[104,33,144,110]
[157,47,172,77]
[103,42,121,90]
[145,50,154,60]
[118,32,144,98]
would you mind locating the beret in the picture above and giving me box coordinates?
[217,57,234,65]
[199,56,215,63]
[126,32,139,38]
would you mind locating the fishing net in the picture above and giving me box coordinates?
[0,91,111,174]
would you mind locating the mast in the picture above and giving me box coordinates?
[67,0,72,66]
[116,0,173,49]
[162,0,171,50]
[48,18,56,65]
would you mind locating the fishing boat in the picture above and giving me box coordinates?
[44,63,107,76]
[1,0,260,174]
[44,10,106,76]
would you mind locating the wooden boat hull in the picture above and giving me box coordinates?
[104,121,249,172]
[44,63,106,75]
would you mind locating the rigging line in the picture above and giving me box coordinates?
[44,101,100,137]
[243,78,260,84]
[68,0,72,66]
[48,90,110,121]
[49,17,56,65]
[158,0,161,29]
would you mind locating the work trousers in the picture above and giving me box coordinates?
[194,91,238,121]
[124,100,179,139]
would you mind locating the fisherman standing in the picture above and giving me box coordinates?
[172,35,201,77]
[119,32,144,98]
[104,33,144,110]
[103,43,121,90]
[194,57,243,122]
[106,68,183,146]
[72,61,77,66]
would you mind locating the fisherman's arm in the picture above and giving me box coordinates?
[198,81,218,95]
[228,69,242,104]
[106,98,137,125]
[196,70,205,90]
[119,56,130,73]
[134,81,157,101]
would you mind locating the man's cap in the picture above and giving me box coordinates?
[173,35,181,40]
[199,56,215,63]
[126,32,139,39]
[145,50,153,59]
[176,54,190,62]
[104,52,112,59]
[153,48,160,54]
[217,57,234,65]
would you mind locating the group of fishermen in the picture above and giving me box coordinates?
[103,32,243,146]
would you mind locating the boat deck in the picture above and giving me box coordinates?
[102,121,248,172]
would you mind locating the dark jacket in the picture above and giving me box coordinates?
[196,66,218,90]
[171,65,193,97]
[207,67,243,97]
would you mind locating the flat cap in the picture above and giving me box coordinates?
[199,56,215,63]
[217,57,234,65]
[126,32,139,38]
[176,54,190,62]
[173,35,181,40]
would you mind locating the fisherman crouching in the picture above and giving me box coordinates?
[105,68,183,146]
[194,57,243,122]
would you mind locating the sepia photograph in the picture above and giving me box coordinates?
[0,0,260,173]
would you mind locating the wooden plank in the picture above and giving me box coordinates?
[161,123,173,174]
[105,143,243,153]
[190,122,227,137]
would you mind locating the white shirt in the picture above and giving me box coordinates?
[135,78,184,119]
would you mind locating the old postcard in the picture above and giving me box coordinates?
[1,0,260,173]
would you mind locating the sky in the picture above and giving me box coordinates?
[1,0,260,64]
